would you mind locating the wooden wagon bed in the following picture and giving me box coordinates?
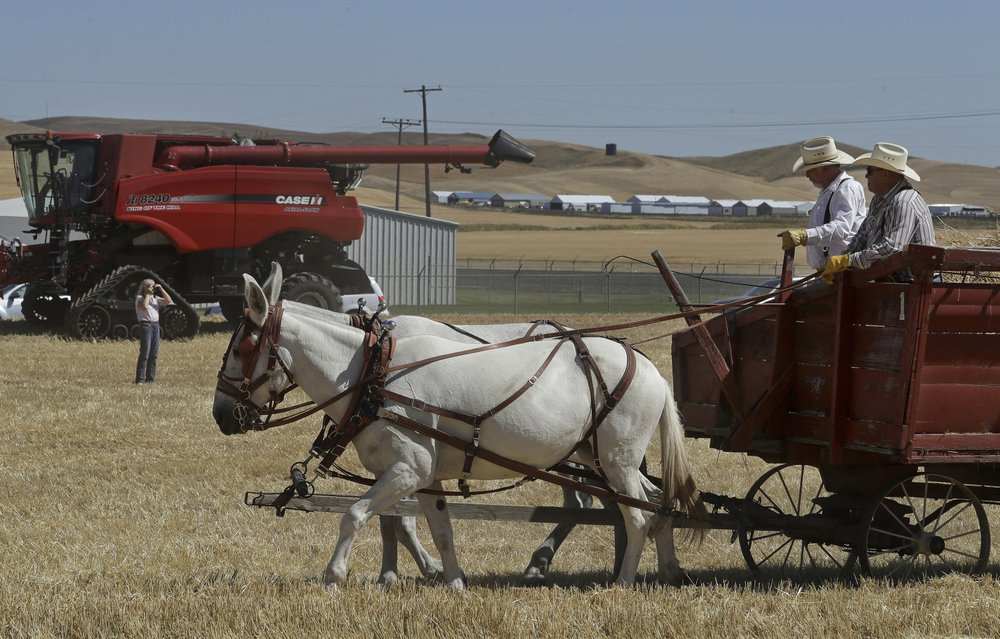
[672,245,1000,484]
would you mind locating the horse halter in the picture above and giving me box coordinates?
[216,301,297,432]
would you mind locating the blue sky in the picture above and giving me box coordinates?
[3,1,999,167]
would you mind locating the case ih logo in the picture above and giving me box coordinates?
[275,195,326,206]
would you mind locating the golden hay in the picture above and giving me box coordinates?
[2,315,1000,638]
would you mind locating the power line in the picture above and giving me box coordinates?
[430,109,1000,131]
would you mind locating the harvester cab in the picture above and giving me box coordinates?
[3,128,534,340]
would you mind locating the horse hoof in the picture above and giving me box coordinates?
[420,561,444,581]
[521,567,547,587]
[659,569,692,587]
[377,571,400,587]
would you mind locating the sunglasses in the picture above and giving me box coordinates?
[865,167,884,177]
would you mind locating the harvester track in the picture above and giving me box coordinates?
[65,266,200,340]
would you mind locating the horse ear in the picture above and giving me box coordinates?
[244,273,269,327]
[260,262,283,306]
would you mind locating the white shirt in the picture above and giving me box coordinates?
[804,171,867,269]
[135,295,162,323]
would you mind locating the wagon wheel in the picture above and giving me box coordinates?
[858,473,990,581]
[739,464,856,580]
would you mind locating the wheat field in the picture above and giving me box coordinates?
[2,313,1000,639]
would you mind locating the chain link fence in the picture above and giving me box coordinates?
[385,258,790,315]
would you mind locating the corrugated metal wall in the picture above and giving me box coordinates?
[349,205,457,306]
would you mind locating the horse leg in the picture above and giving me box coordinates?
[652,514,686,586]
[570,447,629,578]
[391,514,443,579]
[324,466,420,588]
[606,471,651,585]
[414,489,466,590]
[593,495,628,577]
[377,516,400,585]
[522,487,591,585]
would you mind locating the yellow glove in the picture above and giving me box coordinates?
[821,254,851,284]
[778,228,808,251]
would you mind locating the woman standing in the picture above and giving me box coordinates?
[135,278,172,383]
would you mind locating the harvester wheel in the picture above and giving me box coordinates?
[21,281,71,327]
[161,304,200,340]
[72,305,113,340]
[281,272,343,311]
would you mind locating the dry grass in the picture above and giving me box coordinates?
[3,316,1000,639]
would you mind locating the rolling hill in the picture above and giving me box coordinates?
[2,116,998,212]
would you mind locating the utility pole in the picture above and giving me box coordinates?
[403,85,442,217]
[382,117,420,211]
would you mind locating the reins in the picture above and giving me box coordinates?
[218,274,816,506]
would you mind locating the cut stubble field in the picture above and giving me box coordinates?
[3,316,1000,639]
[2,185,999,639]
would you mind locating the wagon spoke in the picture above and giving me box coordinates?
[794,466,805,517]
[868,524,915,543]
[776,473,797,516]
[779,539,795,572]
[755,536,795,567]
[941,546,985,561]
[876,501,914,533]
[813,542,846,568]
[757,487,784,513]
[930,500,972,533]
[749,529,786,543]
[942,527,983,544]
[928,482,956,533]
[866,541,912,557]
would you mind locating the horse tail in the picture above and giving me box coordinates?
[658,378,708,542]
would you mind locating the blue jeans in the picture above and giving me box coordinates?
[135,322,161,383]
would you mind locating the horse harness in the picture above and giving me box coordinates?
[218,302,646,505]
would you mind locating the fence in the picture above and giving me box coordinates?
[382,258,790,315]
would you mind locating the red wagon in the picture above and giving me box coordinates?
[666,244,1000,578]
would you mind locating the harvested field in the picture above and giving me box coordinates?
[3,316,1000,638]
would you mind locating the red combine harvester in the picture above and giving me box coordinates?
[1,129,534,339]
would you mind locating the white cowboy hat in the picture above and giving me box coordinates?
[853,142,921,182]
[792,136,856,173]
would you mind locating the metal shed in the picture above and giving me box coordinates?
[350,205,457,307]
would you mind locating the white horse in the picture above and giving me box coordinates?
[312,305,624,584]
[214,266,705,588]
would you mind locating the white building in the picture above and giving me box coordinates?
[708,199,740,216]
[549,195,616,211]
[732,199,767,217]
[929,203,990,218]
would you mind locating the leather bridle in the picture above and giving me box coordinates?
[216,301,299,431]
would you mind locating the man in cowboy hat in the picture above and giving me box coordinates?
[820,142,935,283]
[778,136,867,270]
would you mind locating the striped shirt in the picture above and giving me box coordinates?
[845,180,936,281]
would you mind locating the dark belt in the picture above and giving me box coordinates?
[139,320,158,325]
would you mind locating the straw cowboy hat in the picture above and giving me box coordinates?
[792,136,856,173]
[852,142,921,182]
